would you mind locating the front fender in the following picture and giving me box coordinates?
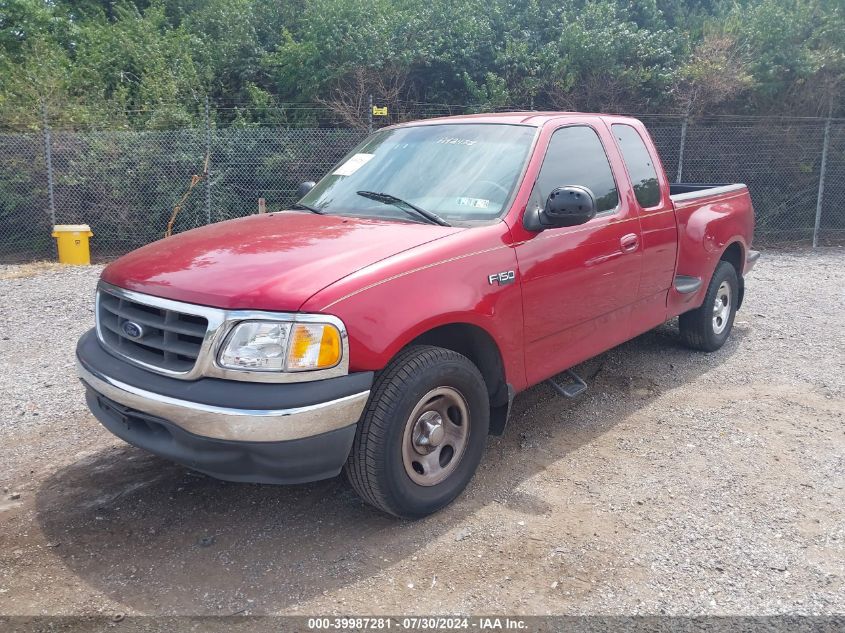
[302,223,528,392]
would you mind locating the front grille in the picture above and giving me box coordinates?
[97,289,209,373]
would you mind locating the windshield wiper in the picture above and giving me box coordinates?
[356,191,451,227]
[291,202,325,215]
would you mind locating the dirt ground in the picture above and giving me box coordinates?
[0,249,843,617]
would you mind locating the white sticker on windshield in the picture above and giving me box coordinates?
[437,137,477,146]
[333,153,374,176]
[456,197,490,209]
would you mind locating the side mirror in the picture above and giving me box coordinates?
[296,181,316,198]
[523,185,597,232]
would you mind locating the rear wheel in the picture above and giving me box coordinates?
[345,345,489,518]
[679,261,738,352]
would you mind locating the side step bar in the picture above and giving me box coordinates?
[674,275,702,294]
[547,369,588,399]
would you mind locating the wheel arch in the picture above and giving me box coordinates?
[719,241,745,309]
[719,241,744,276]
[408,322,512,435]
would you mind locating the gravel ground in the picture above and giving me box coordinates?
[0,250,843,617]
[0,264,102,436]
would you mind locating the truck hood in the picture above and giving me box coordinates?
[101,211,462,311]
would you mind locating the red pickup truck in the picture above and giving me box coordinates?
[76,113,758,517]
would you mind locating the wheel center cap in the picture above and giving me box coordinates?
[414,411,445,451]
[426,423,445,446]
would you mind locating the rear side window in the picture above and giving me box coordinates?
[532,126,619,213]
[612,124,660,208]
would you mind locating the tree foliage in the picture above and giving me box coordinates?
[0,0,842,128]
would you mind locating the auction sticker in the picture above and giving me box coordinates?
[333,153,374,176]
[456,197,490,209]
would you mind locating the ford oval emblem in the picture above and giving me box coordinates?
[121,320,144,340]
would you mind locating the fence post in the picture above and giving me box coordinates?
[368,94,373,134]
[40,100,56,227]
[676,116,688,184]
[204,95,212,225]
[812,115,832,248]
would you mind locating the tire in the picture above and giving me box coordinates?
[344,345,490,518]
[679,261,738,352]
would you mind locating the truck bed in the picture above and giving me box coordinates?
[669,182,747,201]
[667,181,755,319]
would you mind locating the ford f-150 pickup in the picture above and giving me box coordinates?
[76,112,759,517]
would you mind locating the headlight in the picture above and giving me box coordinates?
[218,321,290,371]
[218,320,342,372]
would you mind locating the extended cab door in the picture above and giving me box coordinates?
[609,121,678,334]
[513,122,643,386]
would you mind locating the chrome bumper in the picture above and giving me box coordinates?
[77,359,370,443]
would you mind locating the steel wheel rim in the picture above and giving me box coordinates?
[712,280,731,335]
[401,387,470,487]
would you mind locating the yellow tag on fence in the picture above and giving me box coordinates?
[372,106,388,116]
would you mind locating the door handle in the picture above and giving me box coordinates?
[620,233,639,253]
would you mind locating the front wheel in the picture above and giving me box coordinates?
[679,261,738,352]
[344,345,489,518]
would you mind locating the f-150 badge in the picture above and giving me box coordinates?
[488,270,516,286]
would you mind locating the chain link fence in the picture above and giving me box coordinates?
[641,115,843,243]
[1,109,843,262]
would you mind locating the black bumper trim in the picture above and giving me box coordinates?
[87,390,357,484]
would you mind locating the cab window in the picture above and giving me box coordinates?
[612,124,661,208]
[531,126,619,214]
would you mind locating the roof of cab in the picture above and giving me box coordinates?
[389,111,641,128]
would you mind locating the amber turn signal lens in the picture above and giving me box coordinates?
[286,323,342,370]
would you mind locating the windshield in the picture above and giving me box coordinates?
[298,124,536,224]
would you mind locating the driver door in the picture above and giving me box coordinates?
[515,123,643,385]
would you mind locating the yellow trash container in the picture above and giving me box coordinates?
[52,224,93,265]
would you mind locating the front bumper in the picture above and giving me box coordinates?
[77,329,373,483]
